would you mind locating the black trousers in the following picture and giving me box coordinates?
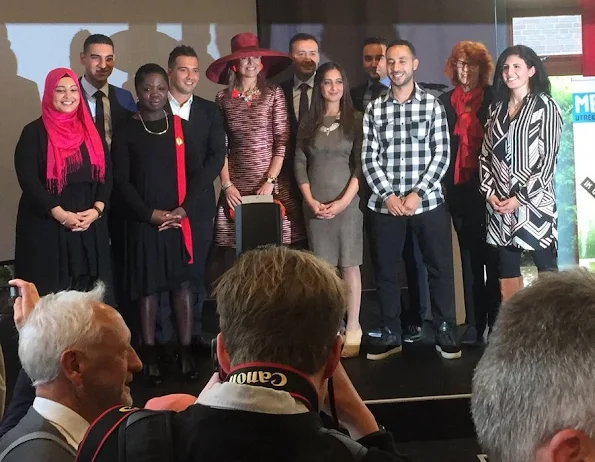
[448,183,500,334]
[368,204,456,337]
[402,225,429,328]
[498,245,557,278]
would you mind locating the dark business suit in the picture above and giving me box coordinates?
[0,407,74,461]
[79,79,136,335]
[280,78,308,249]
[165,95,226,338]
[350,81,369,113]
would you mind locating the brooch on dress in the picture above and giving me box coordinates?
[231,87,261,106]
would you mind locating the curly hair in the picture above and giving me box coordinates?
[444,41,494,87]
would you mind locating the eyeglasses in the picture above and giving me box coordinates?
[456,60,479,70]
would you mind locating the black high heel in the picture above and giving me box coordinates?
[143,345,163,386]
[178,346,199,381]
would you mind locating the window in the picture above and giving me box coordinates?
[512,15,582,55]
[508,11,583,75]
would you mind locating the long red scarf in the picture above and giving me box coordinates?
[451,85,484,184]
[41,68,105,193]
[173,115,194,264]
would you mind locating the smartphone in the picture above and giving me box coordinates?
[0,265,19,306]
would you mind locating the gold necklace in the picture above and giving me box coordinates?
[138,110,169,135]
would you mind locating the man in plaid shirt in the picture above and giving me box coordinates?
[361,39,461,360]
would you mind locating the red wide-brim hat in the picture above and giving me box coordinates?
[206,32,292,85]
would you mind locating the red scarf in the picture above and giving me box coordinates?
[173,115,194,264]
[42,68,105,193]
[451,85,484,184]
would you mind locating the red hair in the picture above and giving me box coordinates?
[444,41,494,88]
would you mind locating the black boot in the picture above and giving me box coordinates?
[178,346,199,381]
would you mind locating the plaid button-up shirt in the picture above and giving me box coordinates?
[361,82,450,215]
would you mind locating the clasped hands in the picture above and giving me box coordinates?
[53,207,99,232]
[487,195,519,214]
[151,207,187,231]
[308,198,348,220]
[384,193,421,216]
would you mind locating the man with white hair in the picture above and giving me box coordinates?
[0,280,142,461]
[472,268,595,462]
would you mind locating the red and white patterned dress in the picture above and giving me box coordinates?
[214,84,306,247]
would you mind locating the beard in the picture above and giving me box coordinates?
[390,71,414,88]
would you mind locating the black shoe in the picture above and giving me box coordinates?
[366,327,393,339]
[142,346,163,385]
[178,346,199,381]
[435,322,462,359]
[460,325,479,345]
[403,325,422,343]
[366,333,402,360]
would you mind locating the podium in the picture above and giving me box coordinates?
[234,195,282,256]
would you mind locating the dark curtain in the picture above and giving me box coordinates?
[256,0,501,88]
[256,0,501,290]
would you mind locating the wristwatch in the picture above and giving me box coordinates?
[93,205,103,218]
[266,175,277,184]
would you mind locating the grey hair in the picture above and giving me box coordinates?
[18,282,107,386]
[472,269,595,462]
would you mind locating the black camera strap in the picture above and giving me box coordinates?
[226,362,320,412]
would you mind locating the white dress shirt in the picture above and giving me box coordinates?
[168,92,193,121]
[81,76,113,146]
[292,73,316,119]
[80,76,109,120]
[33,397,89,449]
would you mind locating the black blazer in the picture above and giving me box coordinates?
[280,78,298,152]
[439,86,493,193]
[350,82,368,113]
[165,95,226,221]
[78,78,137,132]
[0,407,74,461]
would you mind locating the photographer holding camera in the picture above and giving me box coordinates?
[171,246,406,461]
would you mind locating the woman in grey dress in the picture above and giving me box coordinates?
[294,62,364,358]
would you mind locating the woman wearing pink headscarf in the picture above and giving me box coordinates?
[14,68,112,297]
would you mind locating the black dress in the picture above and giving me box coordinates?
[14,118,112,297]
[111,114,204,301]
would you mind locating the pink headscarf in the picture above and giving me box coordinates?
[41,68,106,193]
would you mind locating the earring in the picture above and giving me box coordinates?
[231,65,237,72]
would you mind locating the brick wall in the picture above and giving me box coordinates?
[512,15,582,56]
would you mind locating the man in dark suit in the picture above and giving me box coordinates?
[79,33,137,337]
[279,33,320,250]
[350,37,390,113]
[79,34,137,147]
[0,279,142,460]
[280,33,320,152]
[166,45,226,346]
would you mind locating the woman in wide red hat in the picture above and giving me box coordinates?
[206,32,306,268]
